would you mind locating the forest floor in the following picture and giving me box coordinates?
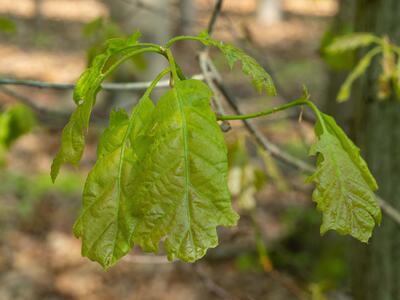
[0,1,352,299]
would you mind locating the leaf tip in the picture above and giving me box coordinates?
[50,157,60,183]
[267,84,277,97]
[337,85,350,102]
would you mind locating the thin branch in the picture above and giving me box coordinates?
[0,86,108,127]
[199,52,225,114]
[377,196,400,225]
[193,264,238,300]
[0,86,63,116]
[208,65,400,226]
[0,74,205,91]
[197,20,312,175]
[216,80,315,173]
[207,0,224,35]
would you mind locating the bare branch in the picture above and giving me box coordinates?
[207,0,224,35]
[203,57,400,226]
[0,74,205,91]
[193,264,238,300]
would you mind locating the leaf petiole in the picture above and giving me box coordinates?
[103,47,163,78]
[143,68,171,98]
[165,48,179,85]
[217,97,327,130]
[165,36,204,48]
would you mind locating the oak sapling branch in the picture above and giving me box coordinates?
[52,31,381,269]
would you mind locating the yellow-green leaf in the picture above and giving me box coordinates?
[129,79,239,262]
[307,113,381,242]
[337,47,381,102]
[51,32,145,182]
[197,31,276,96]
[326,33,379,54]
[74,97,155,269]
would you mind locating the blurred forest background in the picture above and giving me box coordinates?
[0,0,397,299]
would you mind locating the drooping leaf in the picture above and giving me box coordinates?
[51,32,146,182]
[129,79,239,262]
[337,47,382,102]
[325,33,378,54]
[73,97,155,269]
[307,113,381,242]
[197,31,276,96]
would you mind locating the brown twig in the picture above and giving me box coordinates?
[201,56,400,226]
[193,264,238,300]
[0,74,205,91]
[207,0,224,35]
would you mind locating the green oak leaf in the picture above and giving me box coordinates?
[197,31,276,96]
[129,79,239,262]
[337,47,381,102]
[307,113,381,242]
[51,32,144,182]
[73,97,155,269]
[325,33,378,54]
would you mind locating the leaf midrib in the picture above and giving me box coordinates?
[326,144,348,230]
[174,86,195,250]
[109,105,141,258]
[322,139,376,234]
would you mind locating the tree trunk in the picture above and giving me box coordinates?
[102,0,171,79]
[351,1,400,299]
[324,0,356,128]
[34,0,43,30]
[178,0,196,35]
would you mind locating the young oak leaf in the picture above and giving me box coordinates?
[73,97,155,269]
[51,32,143,182]
[129,79,239,262]
[307,113,381,242]
[197,31,276,96]
[337,47,382,102]
[325,33,379,54]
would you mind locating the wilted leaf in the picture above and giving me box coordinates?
[307,113,381,242]
[197,31,276,95]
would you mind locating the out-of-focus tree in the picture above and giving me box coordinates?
[322,0,356,127]
[101,0,171,79]
[178,0,196,35]
[257,0,282,25]
[349,1,400,299]
[34,0,43,29]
